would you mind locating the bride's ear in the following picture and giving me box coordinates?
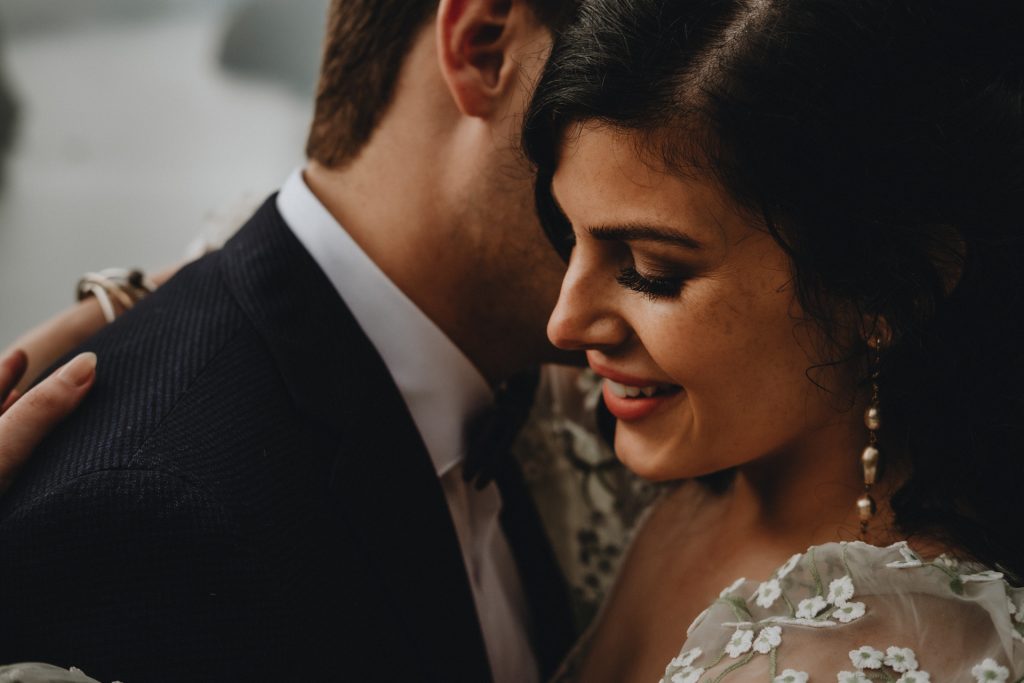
[436,0,522,118]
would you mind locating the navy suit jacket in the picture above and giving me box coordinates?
[0,198,574,682]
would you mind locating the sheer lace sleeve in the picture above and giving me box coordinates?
[663,542,1023,682]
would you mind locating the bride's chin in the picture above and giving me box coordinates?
[614,431,694,483]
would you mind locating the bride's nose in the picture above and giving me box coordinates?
[547,250,630,352]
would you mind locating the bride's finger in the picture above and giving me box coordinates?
[0,349,28,411]
[1,388,22,414]
[0,352,97,495]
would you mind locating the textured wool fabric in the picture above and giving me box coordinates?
[0,198,574,683]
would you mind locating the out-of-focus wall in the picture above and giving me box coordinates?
[0,30,16,184]
[0,0,328,344]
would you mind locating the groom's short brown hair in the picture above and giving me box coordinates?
[305,0,578,168]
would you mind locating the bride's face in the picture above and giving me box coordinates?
[548,124,860,481]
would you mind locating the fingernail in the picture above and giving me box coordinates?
[58,352,97,387]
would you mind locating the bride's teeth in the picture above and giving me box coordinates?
[607,379,665,399]
[607,380,628,398]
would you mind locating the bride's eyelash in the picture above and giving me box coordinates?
[616,266,687,300]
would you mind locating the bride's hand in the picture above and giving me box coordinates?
[2,261,179,392]
[0,349,96,495]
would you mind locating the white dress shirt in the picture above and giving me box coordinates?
[276,169,539,683]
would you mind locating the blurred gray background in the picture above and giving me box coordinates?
[0,0,329,344]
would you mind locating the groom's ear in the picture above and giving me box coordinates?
[437,0,528,118]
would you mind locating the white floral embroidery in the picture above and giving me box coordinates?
[884,647,918,673]
[897,672,931,683]
[719,577,746,598]
[763,616,837,627]
[885,543,924,569]
[796,595,828,619]
[849,646,884,669]
[725,628,754,657]
[962,570,1005,583]
[827,575,855,605]
[777,553,802,580]
[668,648,702,670]
[661,543,1020,683]
[885,559,923,568]
[837,673,870,683]
[671,668,705,683]
[774,669,809,683]
[756,579,783,608]
[753,626,782,654]
[972,659,1009,683]
[833,601,866,623]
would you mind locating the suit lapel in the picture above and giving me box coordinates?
[220,198,493,682]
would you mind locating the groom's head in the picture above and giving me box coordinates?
[302,0,581,381]
[306,0,577,168]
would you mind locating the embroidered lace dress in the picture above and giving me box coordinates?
[659,541,1024,682]
[554,540,1023,682]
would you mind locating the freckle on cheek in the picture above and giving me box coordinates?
[695,301,735,337]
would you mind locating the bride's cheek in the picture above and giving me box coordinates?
[651,299,733,381]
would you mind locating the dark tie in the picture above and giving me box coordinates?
[462,369,541,489]
[462,367,577,679]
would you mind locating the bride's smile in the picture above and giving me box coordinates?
[546,123,866,485]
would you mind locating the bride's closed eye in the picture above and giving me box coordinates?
[583,223,704,301]
[616,264,689,300]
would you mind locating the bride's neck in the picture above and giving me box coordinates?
[709,420,907,553]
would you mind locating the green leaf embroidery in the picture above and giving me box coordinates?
[717,595,753,622]
[807,548,825,597]
[709,652,755,683]
[782,592,797,618]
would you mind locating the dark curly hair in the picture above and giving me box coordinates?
[523,0,1024,578]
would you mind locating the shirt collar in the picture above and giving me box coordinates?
[276,168,493,477]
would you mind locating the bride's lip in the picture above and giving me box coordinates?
[588,361,670,388]
[589,361,683,422]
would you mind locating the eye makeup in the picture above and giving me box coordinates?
[616,265,688,300]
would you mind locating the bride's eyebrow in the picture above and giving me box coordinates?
[588,223,704,250]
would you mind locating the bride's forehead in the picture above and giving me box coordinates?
[552,126,749,245]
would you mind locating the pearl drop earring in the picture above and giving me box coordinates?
[858,337,883,539]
